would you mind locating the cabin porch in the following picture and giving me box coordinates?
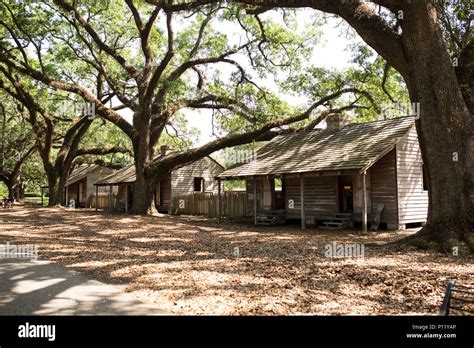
[219,167,395,232]
[65,178,87,208]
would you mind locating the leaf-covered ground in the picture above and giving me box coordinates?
[0,207,472,315]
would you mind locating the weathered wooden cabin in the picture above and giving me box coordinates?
[95,146,224,213]
[65,164,116,208]
[218,116,429,231]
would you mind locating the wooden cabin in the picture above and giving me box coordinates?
[64,164,116,208]
[94,146,224,213]
[218,116,429,231]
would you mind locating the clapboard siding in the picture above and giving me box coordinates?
[66,166,115,207]
[396,126,428,224]
[170,157,224,210]
[284,176,337,218]
[156,173,172,211]
[246,179,263,214]
[369,149,398,225]
[353,172,372,214]
[86,167,116,197]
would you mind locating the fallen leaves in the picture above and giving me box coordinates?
[0,206,472,315]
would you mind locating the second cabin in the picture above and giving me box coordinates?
[94,146,224,213]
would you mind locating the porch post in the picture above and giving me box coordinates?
[109,185,113,212]
[362,171,368,234]
[65,186,69,206]
[125,184,129,213]
[217,178,221,222]
[300,174,306,230]
[95,185,98,212]
[253,176,257,225]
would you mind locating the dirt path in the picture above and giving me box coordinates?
[0,258,170,315]
[0,206,472,315]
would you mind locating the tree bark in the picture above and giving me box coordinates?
[131,110,159,215]
[7,182,14,199]
[398,1,474,251]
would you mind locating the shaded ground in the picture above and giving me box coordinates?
[0,206,472,315]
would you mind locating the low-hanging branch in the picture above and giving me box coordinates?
[75,147,132,157]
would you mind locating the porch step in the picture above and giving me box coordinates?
[256,210,286,225]
[321,222,346,228]
[323,225,347,230]
[318,213,353,229]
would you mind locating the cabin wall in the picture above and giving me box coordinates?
[65,179,87,206]
[369,149,399,227]
[245,178,276,212]
[396,126,428,225]
[246,179,263,214]
[156,173,172,212]
[86,167,116,197]
[284,176,338,218]
[170,157,223,210]
[353,172,372,215]
[66,166,115,207]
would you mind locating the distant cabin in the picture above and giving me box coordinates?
[218,116,429,230]
[95,146,224,213]
[65,164,116,208]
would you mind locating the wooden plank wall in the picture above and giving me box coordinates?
[172,191,248,218]
[284,176,337,218]
[170,157,223,211]
[156,173,172,211]
[369,149,399,226]
[396,126,428,224]
[353,172,372,215]
[246,179,262,214]
[86,167,116,197]
[87,192,117,209]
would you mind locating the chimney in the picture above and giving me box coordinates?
[325,113,349,131]
[160,145,170,156]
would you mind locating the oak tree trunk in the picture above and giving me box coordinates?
[131,111,159,215]
[400,2,474,251]
[45,169,69,207]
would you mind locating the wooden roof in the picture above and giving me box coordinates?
[95,155,223,186]
[66,164,109,186]
[219,116,416,178]
[94,164,136,186]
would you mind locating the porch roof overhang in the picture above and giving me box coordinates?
[215,168,363,181]
[66,164,100,187]
[218,117,414,180]
[94,164,136,186]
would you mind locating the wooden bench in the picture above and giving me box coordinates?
[439,281,474,315]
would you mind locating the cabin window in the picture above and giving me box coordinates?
[422,164,428,191]
[194,177,205,192]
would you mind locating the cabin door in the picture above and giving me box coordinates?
[262,179,274,210]
[338,176,354,212]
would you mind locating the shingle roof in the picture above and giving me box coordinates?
[95,155,223,186]
[65,164,105,186]
[94,164,136,186]
[219,116,415,178]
